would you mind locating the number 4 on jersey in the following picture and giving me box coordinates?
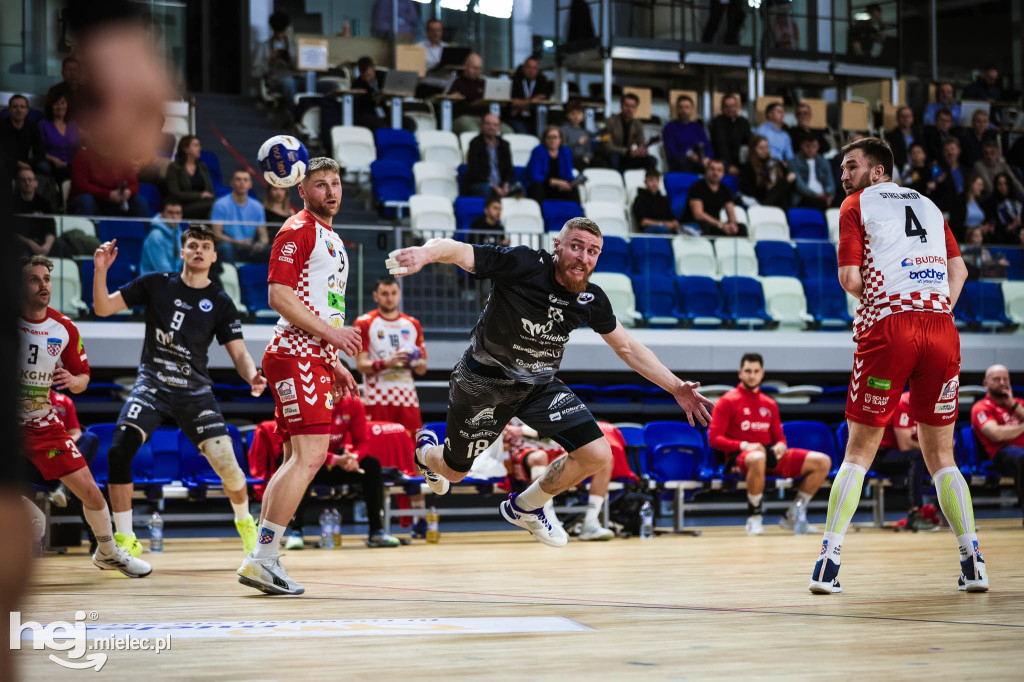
[905,206,927,243]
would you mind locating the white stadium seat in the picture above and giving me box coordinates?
[720,206,749,230]
[331,126,376,182]
[50,258,87,317]
[746,205,790,241]
[583,201,630,237]
[589,273,642,328]
[581,168,627,205]
[413,161,459,202]
[760,276,812,328]
[58,216,96,238]
[1002,281,1024,324]
[501,197,544,235]
[714,238,758,276]
[826,207,841,243]
[409,194,455,239]
[459,131,477,162]
[219,263,246,315]
[672,236,717,277]
[504,133,540,167]
[416,130,462,168]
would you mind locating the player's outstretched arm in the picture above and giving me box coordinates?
[600,321,714,426]
[91,240,129,316]
[224,339,266,396]
[387,238,476,277]
[267,283,361,357]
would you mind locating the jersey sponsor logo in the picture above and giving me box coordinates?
[976,410,988,424]
[324,392,334,409]
[740,420,771,432]
[908,268,945,281]
[325,240,337,258]
[911,255,946,266]
[934,401,956,414]
[459,429,498,440]
[548,294,569,306]
[865,393,888,406]
[576,292,595,305]
[900,258,914,267]
[46,338,61,356]
[173,299,193,310]
[283,404,300,417]
[548,392,573,409]
[549,412,562,421]
[560,404,587,417]
[466,407,496,427]
[521,318,554,337]
[328,274,336,290]
[939,376,959,401]
[898,413,911,427]
[275,379,297,403]
[281,242,297,256]
[759,407,770,417]
[156,372,188,388]
[328,291,345,314]
[196,410,218,419]
[199,299,213,313]
[866,376,891,390]
[277,256,294,264]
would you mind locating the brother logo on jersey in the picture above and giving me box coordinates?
[908,268,946,281]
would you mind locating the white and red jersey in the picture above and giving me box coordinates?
[19,308,90,429]
[838,182,962,340]
[353,310,426,408]
[266,208,349,359]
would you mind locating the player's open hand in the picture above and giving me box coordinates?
[94,240,118,272]
[52,368,87,394]
[331,362,358,400]
[249,368,267,397]
[385,245,432,278]
[325,326,361,357]
[673,381,715,427]
[388,350,409,368]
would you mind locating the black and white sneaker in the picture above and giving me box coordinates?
[958,547,989,593]
[92,545,152,578]
[414,428,450,495]
[237,554,304,595]
[499,493,569,547]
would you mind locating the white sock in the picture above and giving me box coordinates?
[231,500,250,522]
[795,490,813,506]
[516,479,554,511]
[747,492,763,508]
[584,494,604,527]
[113,510,133,535]
[252,519,286,559]
[821,531,843,566]
[932,466,980,563]
[529,465,548,481]
[83,506,116,555]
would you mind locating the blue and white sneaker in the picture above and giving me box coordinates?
[958,543,989,592]
[809,540,842,594]
[499,493,568,547]
[414,428,449,495]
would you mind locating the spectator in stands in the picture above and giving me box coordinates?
[165,135,215,219]
[464,113,516,198]
[561,102,594,170]
[971,364,1024,526]
[0,94,45,176]
[974,140,1024,202]
[252,11,299,109]
[371,0,421,40]
[848,3,886,57]
[12,167,55,257]
[67,145,149,217]
[949,174,993,244]
[662,94,712,173]
[987,173,1023,244]
[788,101,830,156]
[755,102,793,164]
[600,92,654,172]
[963,65,1002,103]
[140,198,184,275]
[959,110,997,168]
[632,169,679,234]
[681,158,745,237]
[923,83,960,125]
[929,137,964,214]
[448,53,487,134]
[417,19,448,72]
[38,89,79,184]
[526,126,579,204]
[467,195,507,245]
[790,137,835,210]
[872,391,936,531]
[709,353,832,536]
[739,134,795,208]
[923,108,957,166]
[701,0,745,44]
[45,57,82,121]
[509,57,552,134]
[962,225,1009,279]
[902,143,935,196]
[263,185,293,239]
[885,106,921,173]
[210,169,269,263]
[710,93,751,176]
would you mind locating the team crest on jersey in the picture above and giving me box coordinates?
[199,298,213,312]
[401,329,410,337]
[577,292,595,305]
[377,329,386,339]
[760,407,770,417]
[46,338,61,356]
[325,240,337,258]
[900,258,913,267]
[282,242,297,256]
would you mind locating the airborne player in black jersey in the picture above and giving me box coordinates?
[92,226,267,557]
[389,217,714,546]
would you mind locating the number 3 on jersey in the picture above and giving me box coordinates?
[905,206,927,243]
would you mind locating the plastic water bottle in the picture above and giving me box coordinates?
[639,501,654,539]
[426,507,440,544]
[148,512,164,552]
[331,508,342,548]
[319,509,333,549]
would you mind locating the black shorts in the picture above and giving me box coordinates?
[117,377,228,446]
[442,356,602,473]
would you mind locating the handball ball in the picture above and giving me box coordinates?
[257,135,309,188]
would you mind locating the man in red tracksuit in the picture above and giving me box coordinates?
[708,353,832,535]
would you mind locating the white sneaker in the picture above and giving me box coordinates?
[48,483,68,508]
[746,514,765,536]
[92,545,153,578]
[499,493,568,547]
[237,554,304,595]
[414,428,450,495]
[578,524,614,541]
[779,502,818,534]
[958,551,989,593]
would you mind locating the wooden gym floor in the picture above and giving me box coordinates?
[15,518,1024,681]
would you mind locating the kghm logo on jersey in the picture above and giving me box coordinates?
[46,338,61,356]
[900,258,914,267]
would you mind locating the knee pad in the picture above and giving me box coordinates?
[107,424,145,485]
[199,437,246,491]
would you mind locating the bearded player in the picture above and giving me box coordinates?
[809,138,984,594]
[388,218,714,546]
[237,157,361,595]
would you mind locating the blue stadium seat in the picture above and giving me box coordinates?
[616,423,649,476]
[802,277,854,327]
[514,165,528,185]
[542,200,584,233]
[200,150,223,188]
[454,196,485,232]
[456,163,467,192]
[370,160,415,217]
[719,276,771,327]
[960,281,1012,329]
[79,261,133,307]
[375,128,420,166]
[720,174,740,195]
[630,237,675,275]
[955,425,979,476]
[989,247,1023,280]
[178,424,260,498]
[86,423,172,496]
[594,385,646,403]
[97,220,147,242]
[755,240,799,277]
[631,275,679,327]
[238,264,271,314]
[137,183,161,212]
[782,421,839,473]
[675,275,722,328]
[796,242,839,279]
[642,421,710,482]
[787,207,828,241]
[664,172,701,196]
[594,236,630,274]
[670,188,689,220]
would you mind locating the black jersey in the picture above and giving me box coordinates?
[469,245,617,384]
[119,273,243,392]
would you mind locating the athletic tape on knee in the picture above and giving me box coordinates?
[199,437,246,490]
[107,424,145,485]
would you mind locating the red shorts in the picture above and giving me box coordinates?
[365,404,422,438]
[737,448,810,479]
[264,352,334,440]
[507,445,564,482]
[846,312,960,428]
[23,423,86,481]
